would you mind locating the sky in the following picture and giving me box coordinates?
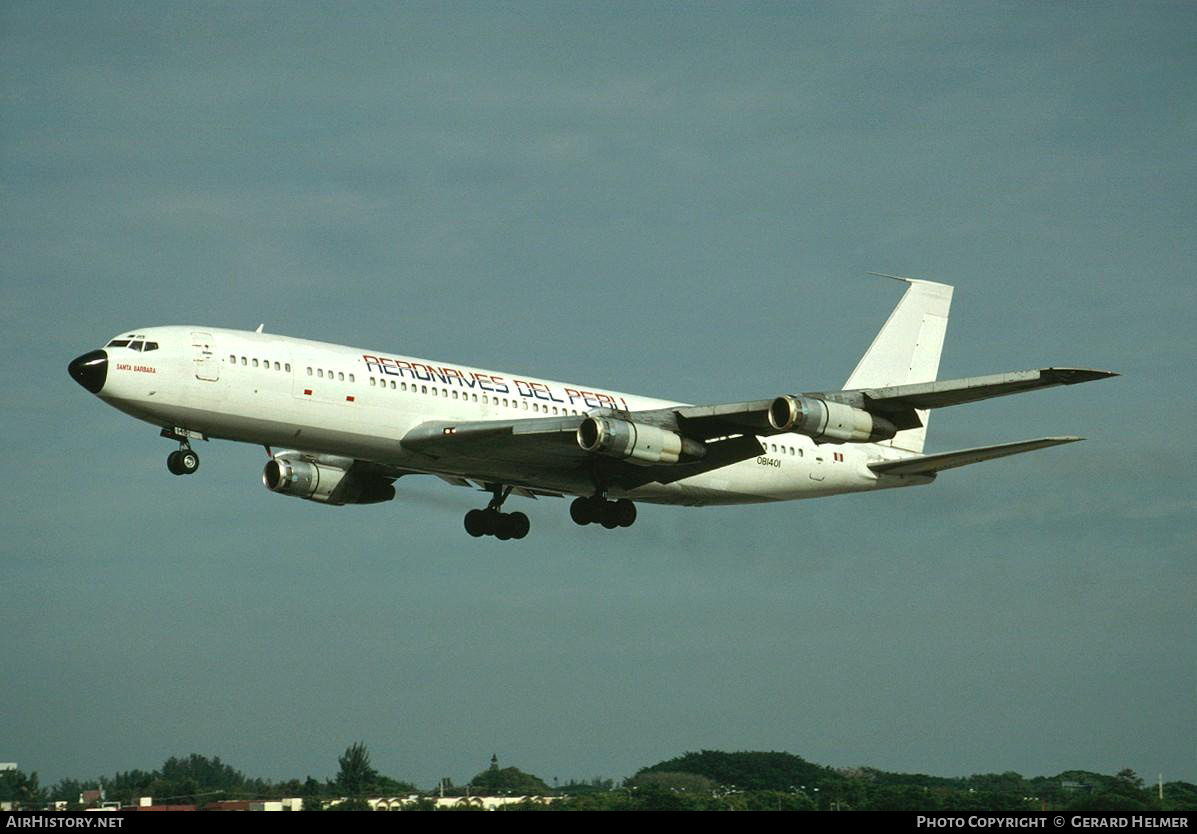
[2,1,1194,790]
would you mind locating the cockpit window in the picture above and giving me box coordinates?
[106,339,131,348]
[128,340,145,351]
[143,342,159,351]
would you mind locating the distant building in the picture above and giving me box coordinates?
[203,798,304,811]
[433,795,558,811]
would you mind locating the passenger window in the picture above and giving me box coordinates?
[317,369,323,378]
[522,401,528,410]
[401,382,407,391]
[432,388,438,397]
[421,385,427,394]
[241,357,247,366]
[230,354,237,363]
[338,372,344,381]
[389,380,395,389]
[472,394,477,402]
[370,378,376,387]
[452,390,459,400]
[349,373,354,382]
[285,363,291,372]
[307,367,312,376]
[274,361,280,370]
[482,395,489,404]
[253,359,259,368]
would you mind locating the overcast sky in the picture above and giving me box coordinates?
[2,2,1194,789]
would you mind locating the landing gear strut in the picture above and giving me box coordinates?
[570,495,636,529]
[464,485,530,540]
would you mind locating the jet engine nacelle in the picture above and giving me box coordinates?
[262,457,395,505]
[768,395,898,443]
[577,416,706,465]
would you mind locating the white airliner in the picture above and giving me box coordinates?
[68,276,1114,539]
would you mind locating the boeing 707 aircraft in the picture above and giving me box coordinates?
[68,276,1115,539]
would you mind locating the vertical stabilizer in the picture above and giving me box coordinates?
[844,275,953,454]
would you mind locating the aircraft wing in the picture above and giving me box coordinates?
[867,436,1083,476]
[627,368,1117,438]
[809,367,1116,428]
[399,415,765,490]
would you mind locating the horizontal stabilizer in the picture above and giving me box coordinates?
[868,436,1084,476]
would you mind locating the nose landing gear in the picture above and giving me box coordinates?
[162,428,201,476]
[166,447,200,476]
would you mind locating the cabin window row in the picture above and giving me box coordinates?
[304,367,354,382]
[765,442,804,457]
[231,355,291,372]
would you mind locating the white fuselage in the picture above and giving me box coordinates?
[89,326,925,507]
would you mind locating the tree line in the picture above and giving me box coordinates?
[3,746,1194,812]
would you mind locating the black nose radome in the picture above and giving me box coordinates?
[68,350,108,394]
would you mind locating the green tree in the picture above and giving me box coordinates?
[333,742,415,797]
[137,754,246,806]
[626,771,716,793]
[0,769,47,810]
[336,742,379,796]
[635,750,838,793]
[469,756,550,794]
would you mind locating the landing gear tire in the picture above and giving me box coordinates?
[570,497,593,526]
[494,510,513,541]
[167,448,199,476]
[601,503,620,529]
[571,496,636,529]
[614,499,636,528]
[464,509,488,537]
[509,511,530,540]
[464,507,530,540]
[178,450,199,474]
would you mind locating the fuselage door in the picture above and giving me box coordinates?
[809,451,826,481]
[191,331,219,381]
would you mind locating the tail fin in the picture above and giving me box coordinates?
[844,274,953,454]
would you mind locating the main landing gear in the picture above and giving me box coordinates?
[464,485,530,540]
[570,495,637,529]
